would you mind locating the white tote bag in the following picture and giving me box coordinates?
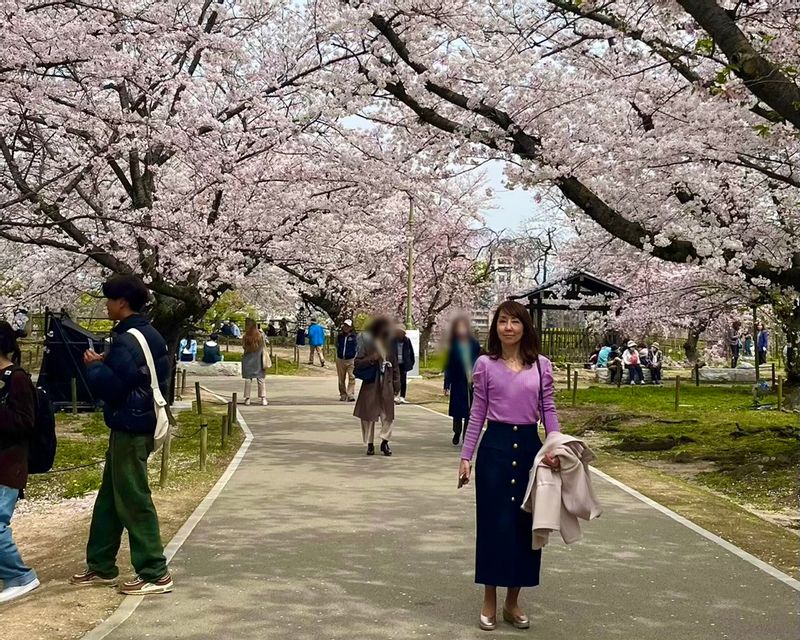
[128,328,170,452]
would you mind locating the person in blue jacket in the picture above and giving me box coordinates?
[178,335,197,362]
[307,317,326,367]
[443,316,481,445]
[756,322,769,365]
[596,344,612,368]
[71,275,173,597]
[336,320,358,401]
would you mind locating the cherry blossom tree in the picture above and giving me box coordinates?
[317,0,800,383]
[0,0,415,348]
[365,176,495,351]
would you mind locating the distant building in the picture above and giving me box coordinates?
[470,249,542,341]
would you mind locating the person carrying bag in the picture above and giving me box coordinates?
[71,275,174,597]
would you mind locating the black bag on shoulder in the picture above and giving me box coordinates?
[1,367,57,473]
[354,361,379,383]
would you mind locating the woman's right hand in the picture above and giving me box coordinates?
[458,459,471,488]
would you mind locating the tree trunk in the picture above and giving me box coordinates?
[773,296,800,392]
[150,293,211,404]
[683,318,709,364]
[419,322,436,357]
[300,292,350,326]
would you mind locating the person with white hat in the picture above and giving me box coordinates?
[622,340,644,384]
[335,319,358,401]
[648,342,664,385]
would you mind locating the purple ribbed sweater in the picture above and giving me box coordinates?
[460,355,561,461]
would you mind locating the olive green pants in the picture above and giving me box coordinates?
[86,431,167,582]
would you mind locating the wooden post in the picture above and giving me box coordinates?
[221,415,228,447]
[200,421,208,470]
[181,369,187,397]
[567,363,572,390]
[571,371,578,406]
[771,363,776,388]
[71,377,78,415]
[229,394,237,433]
[674,376,681,411]
[195,381,203,415]
[35,344,40,363]
[159,433,171,488]
[694,363,700,387]
[226,337,230,352]
[616,365,622,388]
[269,342,274,358]
[777,376,783,410]
[274,355,279,374]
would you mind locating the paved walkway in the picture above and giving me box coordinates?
[105,376,797,639]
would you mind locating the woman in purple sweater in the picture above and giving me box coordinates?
[458,301,561,631]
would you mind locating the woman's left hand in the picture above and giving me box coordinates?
[542,453,560,469]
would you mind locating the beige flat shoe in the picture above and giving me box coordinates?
[503,607,530,629]
[479,613,497,631]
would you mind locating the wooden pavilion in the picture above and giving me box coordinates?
[509,270,626,333]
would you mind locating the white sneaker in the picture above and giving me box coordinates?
[244,398,251,406]
[393,396,401,404]
[400,397,408,404]
[0,578,40,604]
[261,398,268,406]
[630,381,635,385]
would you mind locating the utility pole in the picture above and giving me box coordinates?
[753,305,760,381]
[406,194,415,330]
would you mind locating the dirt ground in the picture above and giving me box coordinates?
[3,390,245,640]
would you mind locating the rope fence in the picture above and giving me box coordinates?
[38,385,240,486]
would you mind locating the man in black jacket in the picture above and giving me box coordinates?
[391,327,416,404]
[70,275,173,596]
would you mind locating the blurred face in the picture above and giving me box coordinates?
[342,323,352,334]
[454,320,470,340]
[496,310,523,348]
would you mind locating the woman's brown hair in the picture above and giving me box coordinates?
[486,300,541,365]
[242,322,264,353]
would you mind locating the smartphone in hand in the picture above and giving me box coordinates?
[458,474,469,489]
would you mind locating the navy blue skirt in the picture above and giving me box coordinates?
[475,421,542,587]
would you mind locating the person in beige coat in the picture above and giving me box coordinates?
[353,317,400,456]
[522,432,602,549]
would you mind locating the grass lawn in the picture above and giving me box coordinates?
[558,383,799,513]
[25,403,245,502]
[196,346,322,375]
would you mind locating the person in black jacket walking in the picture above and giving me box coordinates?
[444,317,481,445]
[70,275,173,597]
[391,326,416,404]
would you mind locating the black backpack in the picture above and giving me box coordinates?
[1,367,57,474]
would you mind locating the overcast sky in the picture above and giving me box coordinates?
[479,160,539,232]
